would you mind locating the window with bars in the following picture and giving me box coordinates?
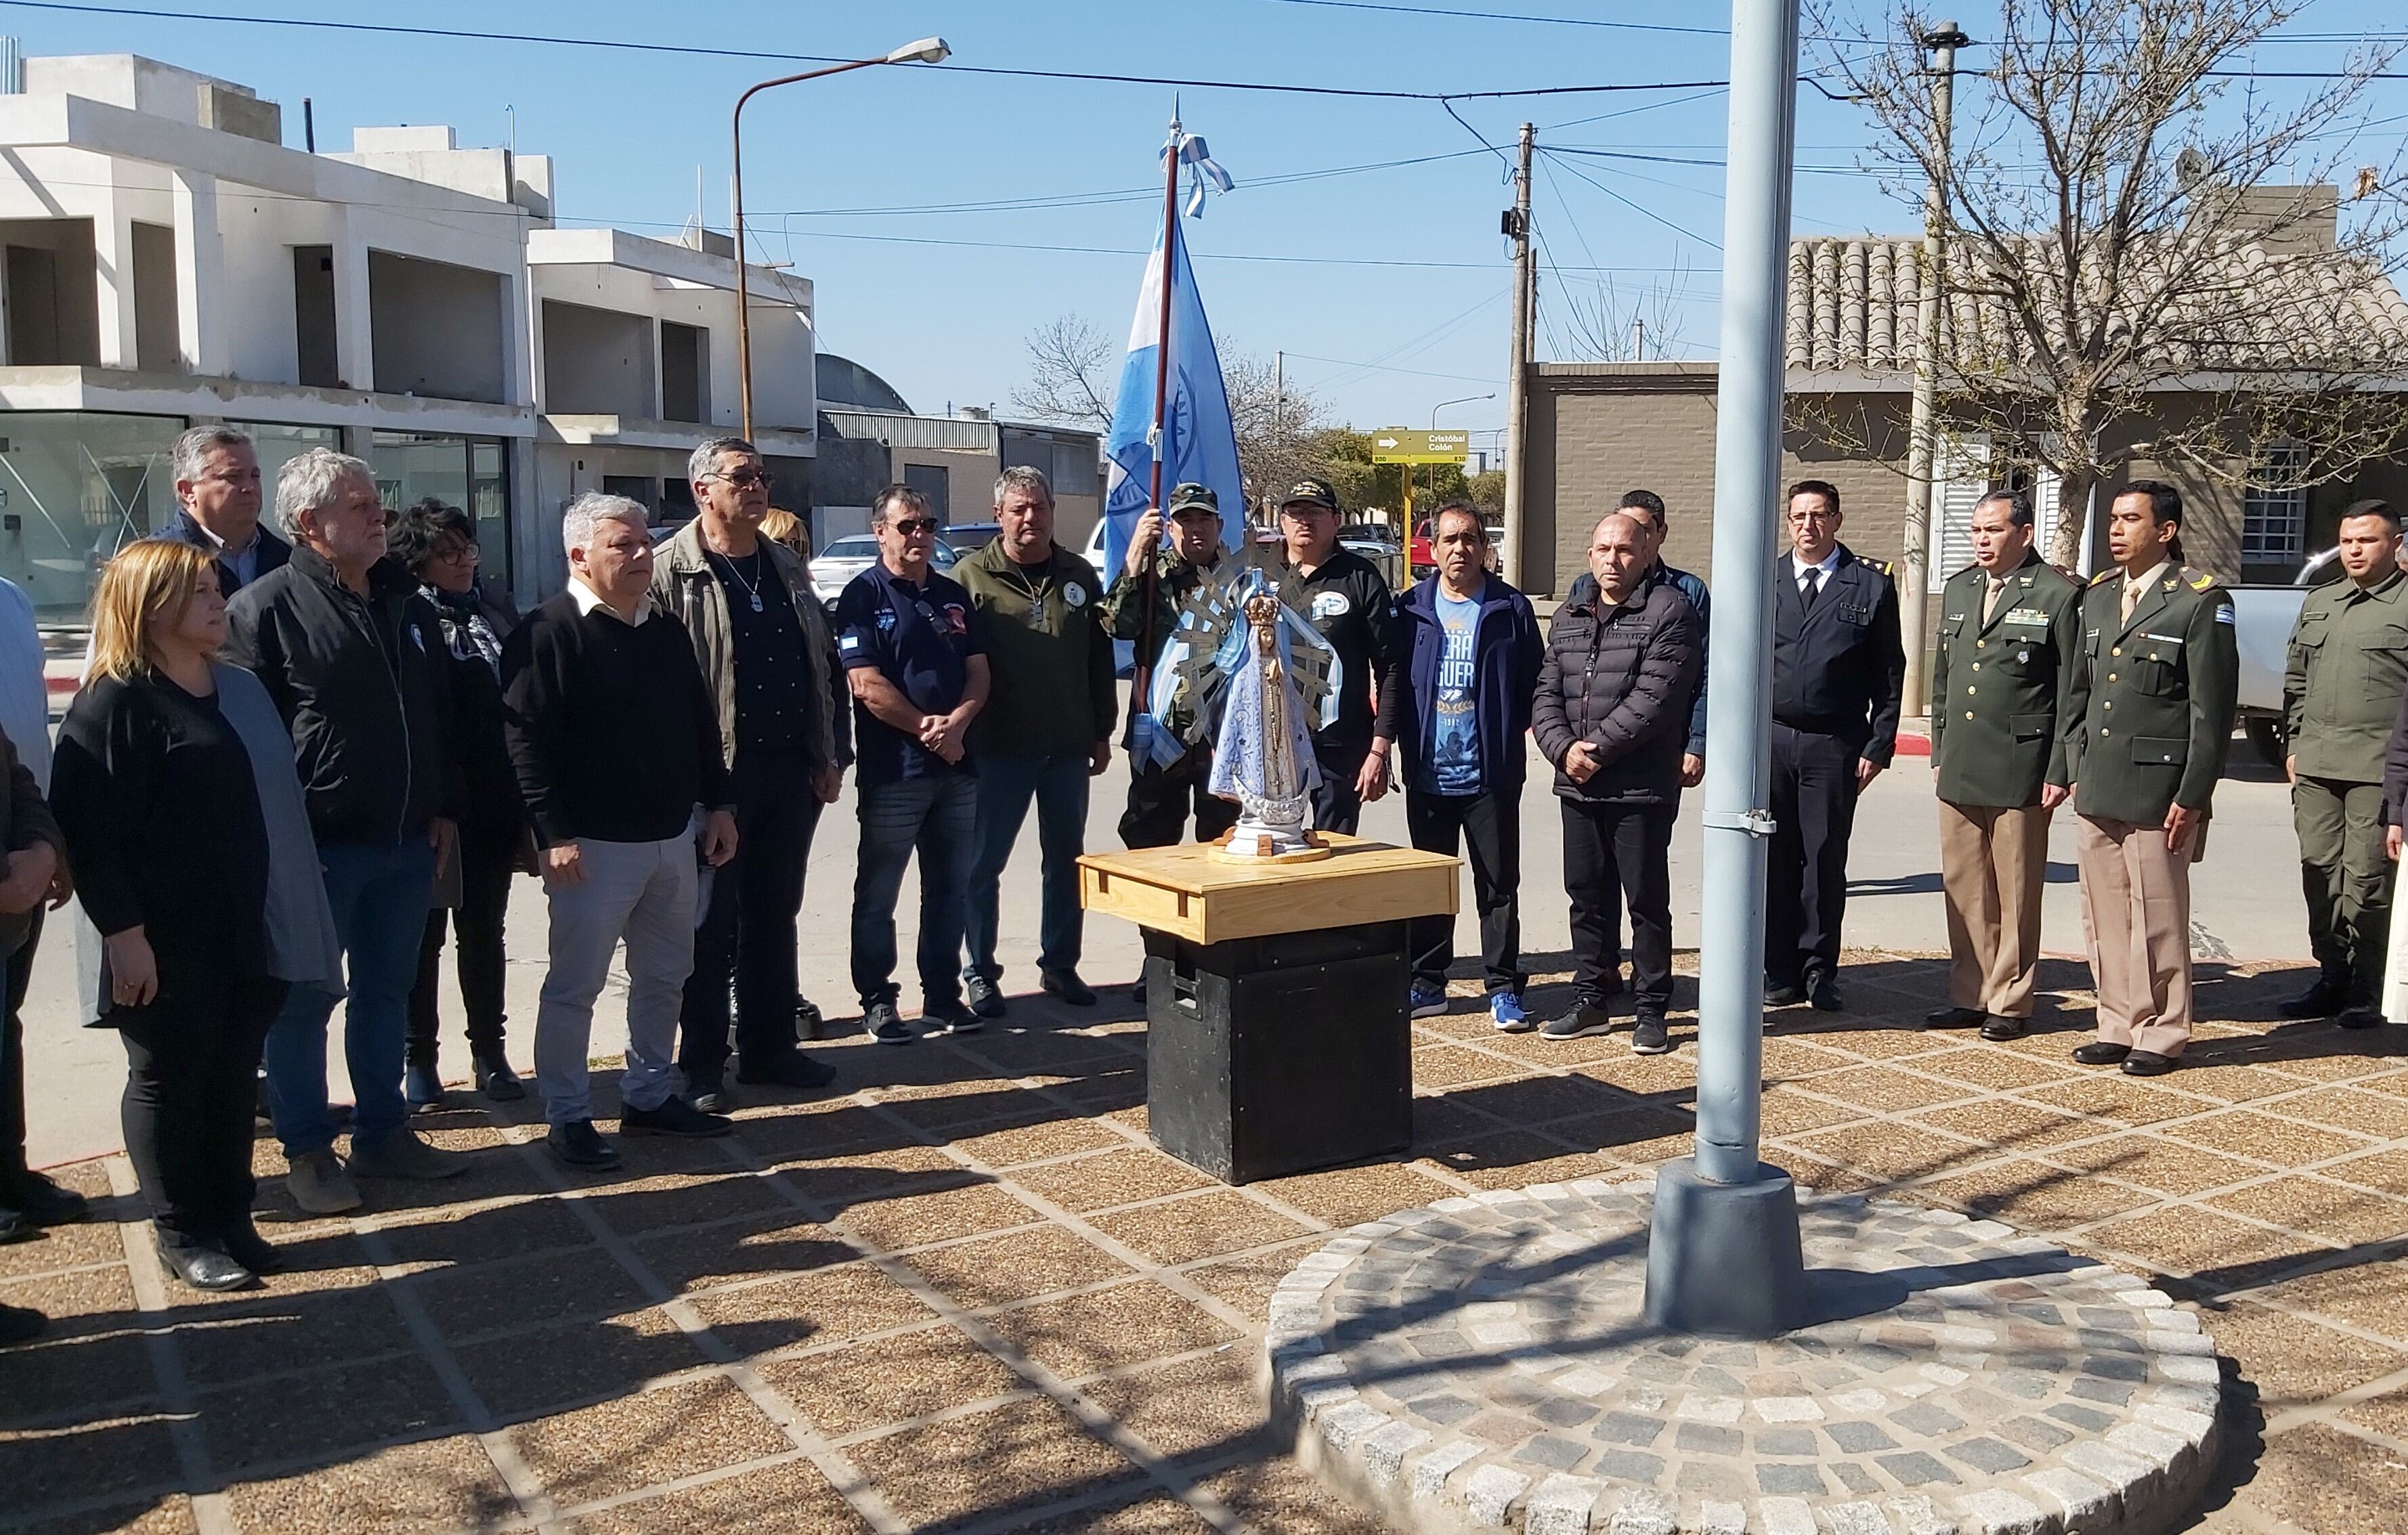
[2243,444,2309,564]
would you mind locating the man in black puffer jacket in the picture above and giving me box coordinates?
[1530,511,1700,1054]
[225,448,467,1214]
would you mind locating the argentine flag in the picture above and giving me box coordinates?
[1100,215,1244,583]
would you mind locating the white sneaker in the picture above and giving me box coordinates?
[285,1147,362,1213]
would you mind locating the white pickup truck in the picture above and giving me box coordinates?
[2229,547,2342,767]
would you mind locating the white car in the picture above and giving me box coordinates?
[808,534,958,611]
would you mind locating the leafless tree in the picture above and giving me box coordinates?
[1813,0,2408,567]
[1561,260,1696,362]
[1223,348,1329,514]
[1008,315,1117,432]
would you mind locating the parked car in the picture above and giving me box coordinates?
[943,521,1000,553]
[1405,517,1501,584]
[1075,519,1138,678]
[1338,525,1405,590]
[808,534,959,611]
[2232,545,2342,766]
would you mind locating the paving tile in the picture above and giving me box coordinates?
[2235,1420,2408,1535]
[689,1260,935,1355]
[845,1396,1142,1530]
[0,1213,132,1278]
[1807,1025,1951,1062]
[1085,1191,1314,1267]
[1451,1072,1622,1126]
[1785,1123,1981,1183]
[1910,1159,2159,1228]
[0,1410,181,1509]
[2015,1077,2203,1127]
[2201,1301,2408,1408]
[1551,1108,1696,1164]
[2322,1147,2408,1195]
[778,1145,984,1210]
[2162,1063,2325,1104]
[981,1280,1242,1379]
[2039,1133,2266,1195]
[1180,1238,1330,1323]
[1015,1493,1218,1534]
[952,1117,1128,1168]
[458,1307,710,1419]
[1409,1045,1524,1088]
[565,1456,872,1533]
[2260,1086,2408,1138]
[2164,1110,2378,1167]
[1571,1054,1703,1099]
[1005,1147,1219,1214]
[15,1496,198,1534]
[1789,1066,1970,1113]
[2340,1385,2408,1440]
[1758,1089,1873,1136]
[1070,1349,1265,1461]
[632,1214,857,1295]
[1418,1129,1578,1185]
[0,1262,135,1320]
[1911,1047,2081,1091]
[178,1285,420,1387]
[0,1324,158,1425]
[588,1169,795,1236]
[835,1181,1044,1253]
[733,1102,906,1160]
[1252,1162,1461,1228]
[368,1194,597,1270]
[2207,1175,2408,1245]
[200,1354,461,1472]
[509,1377,792,1506]
[2086,1206,2325,1274]
[1194,1454,1402,1534]
[410,1247,652,1343]
[899,1226,1137,1309]
[1411,1092,1508,1143]
[1910,1100,2098,1151]
[758,1322,1027,1437]
[223,1433,517,1535]
[2259,1261,2408,1343]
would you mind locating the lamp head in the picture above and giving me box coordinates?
[888,36,950,64]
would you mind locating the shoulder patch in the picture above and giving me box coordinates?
[1859,556,1892,576]
[2188,571,2216,592]
[2089,569,2117,586]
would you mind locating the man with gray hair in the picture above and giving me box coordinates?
[502,493,739,1170]
[954,465,1115,1014]
[161,426,290,596]
[653,437,846,1106]
[226,448,467,1211]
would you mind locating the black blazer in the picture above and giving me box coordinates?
[163,511,292,597]
[1770,543,1907,764]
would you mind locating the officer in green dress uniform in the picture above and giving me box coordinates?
[2061,481,2239,1075]
[2280,498,2408,1029]
[1925,489,2083,1041]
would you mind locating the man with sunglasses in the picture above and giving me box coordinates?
[653,438,847,1107]
[1765,479,1905,1014]
[834,485,991,1044]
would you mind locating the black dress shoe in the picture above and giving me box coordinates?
[473,1052,526,1102]
[2280,977,2348,1018]
[2335,1006,2386,1031]
[2,1172,91,1226]
[156,1236,258,1293]
[621,1096,735,1138]
[1764,978,1805,1006]
[218,1222,287,1276]
[2073,1041,2132,1066]
[2121,1050,2178,1077]
[736,1051,838,1091]
[0,1207,26,1245]
[1807,974,1843,1012]
[548,1120,623,1171]
[1042,970,1098,1007]
[1979,1014,2027,1041]
[1925,1006,1986,1028]
[0,1298,45,1345]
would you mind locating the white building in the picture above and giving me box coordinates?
[0,50,817,621]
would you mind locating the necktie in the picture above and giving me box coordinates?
[1799,567,1822,611]
[2120,577,2141,624]
[1983,576,2006,622]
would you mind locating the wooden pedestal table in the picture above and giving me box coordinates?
[1077,835,1459,1184]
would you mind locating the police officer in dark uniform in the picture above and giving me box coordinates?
[1767,479,1906,1011]
[1926,489,2082,1041]
[2062,481,2238,1075]
[1257,478,1399,835]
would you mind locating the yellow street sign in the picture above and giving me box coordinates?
[1369,428,1469,465]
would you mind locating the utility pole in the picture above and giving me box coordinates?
[1898,20,1969,719]
[1501,122,1534,591]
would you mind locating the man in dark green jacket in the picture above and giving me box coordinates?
[2281,498,2408,1029]
[1925,490,2083,1041]
[2061,481,2239,1075]
[956,467,1118,1016]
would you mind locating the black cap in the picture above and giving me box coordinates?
[1278,477,1340,514]
[1167,483,1220,517]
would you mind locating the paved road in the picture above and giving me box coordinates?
[17,729,2309,1169]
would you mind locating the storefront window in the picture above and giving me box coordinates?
[370,431,513,586]
[0,411,183,621]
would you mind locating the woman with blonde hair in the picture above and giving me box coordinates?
[50,540,337,1291]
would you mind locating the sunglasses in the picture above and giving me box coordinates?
[891,518,939,536]
[710,466,769,489]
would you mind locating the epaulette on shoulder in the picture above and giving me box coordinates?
[2185,567,2217,592]
[1860,555,1892,576]
[2089,568,2118,586]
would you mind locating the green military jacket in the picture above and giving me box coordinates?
[1929,551,2084,808]
[1101,544,1229,745]
[954,538,1118,760]
[2063,561,2240,824]
[2283,567,2408,784]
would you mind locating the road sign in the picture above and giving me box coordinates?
[1369,429,1470,465]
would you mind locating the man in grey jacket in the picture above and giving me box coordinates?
[1531,512,1700,1054]
[652,438,849,1108]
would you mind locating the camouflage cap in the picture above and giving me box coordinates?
[1167,482,1221,517]
[1278,477,1341,514]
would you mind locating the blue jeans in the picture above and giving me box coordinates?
[964,753,1090,984]
[263,840,437,1157]
[851,775,978,1010]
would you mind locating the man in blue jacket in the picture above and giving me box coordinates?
[1373,502,1544,1030]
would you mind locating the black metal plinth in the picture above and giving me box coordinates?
[1142,920,1413,1184]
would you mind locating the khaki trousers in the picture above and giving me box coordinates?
[1937,800,2052,1018]
[2073,813,2195,1057]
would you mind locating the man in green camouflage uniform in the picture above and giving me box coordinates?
[1102,482,1236,850]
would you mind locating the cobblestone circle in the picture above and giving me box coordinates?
[1264,1177,2224,1535]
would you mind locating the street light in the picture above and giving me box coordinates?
[1429,392,1495,428]
[731,36,951,439]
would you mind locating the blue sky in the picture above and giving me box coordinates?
[3,0,2403,455]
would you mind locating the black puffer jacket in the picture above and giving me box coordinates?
[1531,580,1699,804]
[225,546,458,847]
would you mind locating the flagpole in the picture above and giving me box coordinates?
[1134,109,1183,729]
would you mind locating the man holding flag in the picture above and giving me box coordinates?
[1106,483,1235,853]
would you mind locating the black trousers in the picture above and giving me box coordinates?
[1564,799,1676,1010]
[1766,721,1863,985]
[1406,785,1526,993]
[1121,748,1240,849]
[2,909,40,1183]
[116,972,288,1248]
[681,748,822,1077]
[1312,739,1369,838]
[407,829,516,1065]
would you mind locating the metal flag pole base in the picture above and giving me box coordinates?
[1642,1159,1809,1339]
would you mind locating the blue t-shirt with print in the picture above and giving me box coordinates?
[1428,586,1483,795]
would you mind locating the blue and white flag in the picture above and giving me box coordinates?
[1101,210,1244,585]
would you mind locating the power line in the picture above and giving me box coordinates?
[1538,148,1722,251]
[1259,0,1730,39]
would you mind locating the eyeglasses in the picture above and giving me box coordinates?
[710,466,769,489]
[431,540,479,564]
[891,518,939,536]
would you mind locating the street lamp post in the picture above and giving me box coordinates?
[1429,393,1495,428]
[732,37,950,440]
